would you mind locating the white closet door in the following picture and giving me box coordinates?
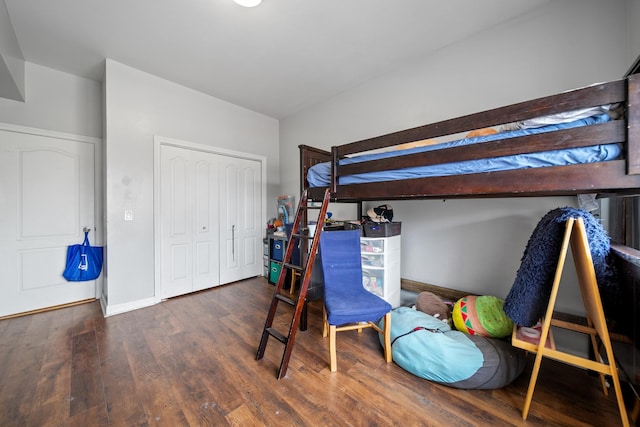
[0,129,97,317]
[219,156,261,284]
[160,145,219,299]
[192,157,220,291]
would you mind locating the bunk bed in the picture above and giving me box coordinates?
[298,66,640,337]
[297,67,640,421]
[300,73,640,202]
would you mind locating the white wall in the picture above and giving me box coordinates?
[628,0,640,67]
[0,62,102,137]
[103,60,279,311]
[280,0,629,315]
[0,0,24,101]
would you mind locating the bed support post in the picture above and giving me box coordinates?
[299,145,307,196]
[628,73,640,175]
[330,146,339,195]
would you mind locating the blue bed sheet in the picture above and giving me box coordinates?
[306,114,620,187]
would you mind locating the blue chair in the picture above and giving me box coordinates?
[319,229,392,372]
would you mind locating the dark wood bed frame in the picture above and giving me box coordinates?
[300,73,640,202]
[296,65,640,416]
[298,71,640,357]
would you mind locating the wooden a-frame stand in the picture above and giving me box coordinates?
[511,217,629,426]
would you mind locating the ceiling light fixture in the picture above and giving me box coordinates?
[233,0,262,7]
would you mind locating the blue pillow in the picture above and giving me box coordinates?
[504,207,614,327]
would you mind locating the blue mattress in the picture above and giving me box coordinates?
[306,114,620,187]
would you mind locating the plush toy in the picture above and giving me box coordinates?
[415,291,451,324]
[393,139,437,150]
[465,127,498,138]
[452,295,513,338]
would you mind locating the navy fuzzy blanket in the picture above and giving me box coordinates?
[503,207,615,327]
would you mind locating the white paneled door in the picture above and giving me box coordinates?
[219,155,262,284]
[160,145,220,299]
[0,128,98,317]
[159,143,262,298]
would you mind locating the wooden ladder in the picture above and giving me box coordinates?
[256,188,330,379]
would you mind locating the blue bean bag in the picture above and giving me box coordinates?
[379,307,526,389]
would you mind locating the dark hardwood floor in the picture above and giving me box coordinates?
[0,277,634,426]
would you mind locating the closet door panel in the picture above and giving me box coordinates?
[219,157,261,284]
[241,164,260,274]
[161,147,193,298]
[243,236,258,270]
[160,146,219,298]
[219,161,241,284]
[192,156,219,291]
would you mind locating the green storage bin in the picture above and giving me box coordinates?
[269,261,282,284]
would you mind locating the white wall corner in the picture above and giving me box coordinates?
[0,1,25,102]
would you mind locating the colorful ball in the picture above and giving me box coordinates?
[452,295,513,338]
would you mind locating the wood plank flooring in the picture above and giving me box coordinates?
[0,277,634,426]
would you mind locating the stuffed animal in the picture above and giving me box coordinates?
[393,139,437,150]
[452,295,513,338]
[466,127,497,138]
[415,291,451,324]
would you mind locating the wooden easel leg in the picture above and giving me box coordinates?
[588,327,608,396]
[522,346,545,419]
[611,372,630,427]
[602,342,630,426]
[521,218,571,420]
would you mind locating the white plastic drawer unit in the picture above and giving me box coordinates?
[360,234,401,308]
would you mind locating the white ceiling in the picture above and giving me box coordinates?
[4,0,549,119]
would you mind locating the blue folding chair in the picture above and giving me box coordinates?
[319,229,392,372]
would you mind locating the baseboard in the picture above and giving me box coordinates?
[102,296,156,317]
[400,278,473,303]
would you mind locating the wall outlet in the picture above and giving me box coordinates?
[124,210,133,221]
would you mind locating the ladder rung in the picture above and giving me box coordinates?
[266,327,288,344]
[275,293,297,306]
[292,233,312,239]
[282,262,303,271]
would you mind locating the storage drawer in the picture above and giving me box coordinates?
[362,268,384,298]
[361,253,384,268]
[271,239,285,261]
[360,238,385,253]
[363,222,401,237]
[269,261,282,284]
